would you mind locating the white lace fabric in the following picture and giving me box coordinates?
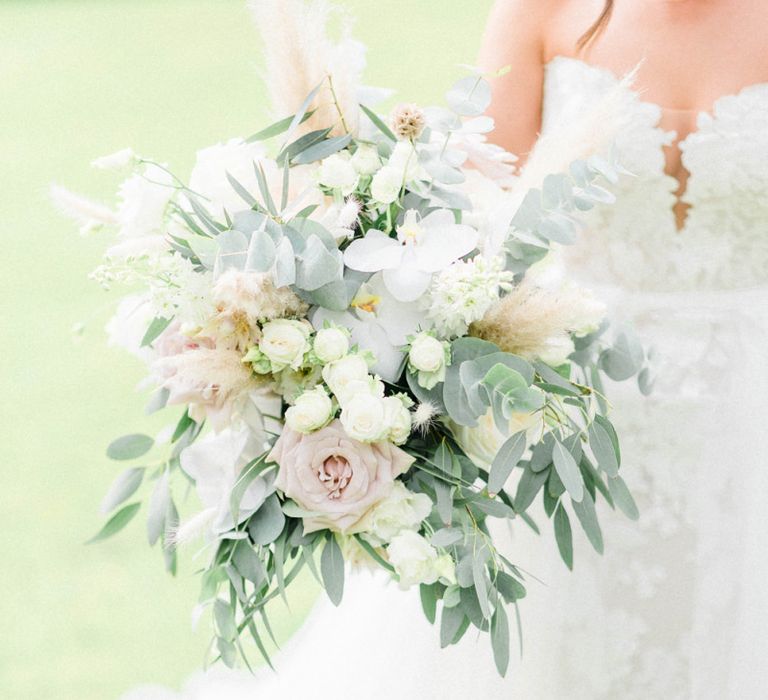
[544,56,768,293]
[518,56,768,699]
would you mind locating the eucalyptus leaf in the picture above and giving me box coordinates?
[292,134,353,165]
[599,330,645,381]
[552,439,584,502]
[491,606,510,677]
[446,76,492,117]
[86,502,140,544]
[106,434,154,461]
[214,598,237,642]
[496,571,526,603]
[571,490,604,554]
[147,470,170,546]
[514,465,549,512]
[488,431,527,494]
[420,584,437,624]
[430,528,463,548]
[141,316,173,348]
[100,467,144,514]
[554,503,574,570]
[589,421,619,477]
[248,494,286,546]
[608,475,640,520]
[440,603,465,648]
[359,103,396,141]
[320,534,345,606]
[233,540,267,586]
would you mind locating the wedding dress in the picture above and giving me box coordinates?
[122,57,768,700]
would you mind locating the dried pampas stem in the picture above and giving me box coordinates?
[514,66,639,192]
[248,0,365,137]
[469,281,579,360]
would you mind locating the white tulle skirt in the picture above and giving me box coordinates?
[122,285,768,700]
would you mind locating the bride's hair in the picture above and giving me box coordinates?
[577,0,614,51]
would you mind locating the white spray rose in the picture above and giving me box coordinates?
[408,333,450,390]
[318,152,358,195]
[370,166,403,204]
[360,481,431,545]
[285,387,335,433]
[340,392,388,442]
[388,140,424,182]
[259,319,312,371]
[538,335,576,367]
[450,408,543,471]
[382,395,413,445]
[351,144,381,175]
[387,530,456,590]
[322,354,372,404]
[313,326,350,363]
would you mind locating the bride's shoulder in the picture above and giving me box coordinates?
[484,0,603,56]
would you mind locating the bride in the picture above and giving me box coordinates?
[124,1,768,698]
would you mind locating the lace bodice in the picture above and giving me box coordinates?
[542,56,768,292]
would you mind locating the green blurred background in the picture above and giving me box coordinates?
[0,1,492,697]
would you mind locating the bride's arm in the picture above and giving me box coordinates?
[477,0,553,161]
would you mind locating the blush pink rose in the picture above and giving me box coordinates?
[268,420,415,534]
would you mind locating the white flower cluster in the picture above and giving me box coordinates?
[422,255,514,338]
[92,252,214,326]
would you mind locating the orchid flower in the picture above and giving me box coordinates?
[343,209,479,302]
[312,273,424,381]
[178,427,269,541]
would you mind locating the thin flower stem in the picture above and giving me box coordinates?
[326,74,350,135]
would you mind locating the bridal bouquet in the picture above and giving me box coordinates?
[58,0,645,677]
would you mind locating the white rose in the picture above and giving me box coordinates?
[340,392,388,442]
[361,481,431,544]
[538,335,575,367]
[370,166,403,204]
[408,333,449,390]
[387,530,456,590]
[382,396,413,445]
[322,355,371,403]
[351,145,381,175]
[318,153,358,195]
[388,140,423,182]
[450,408,543,471]
[569,287,607,337]
[285,387,335,433]
[314,326,350,363]
[259,319,312,371]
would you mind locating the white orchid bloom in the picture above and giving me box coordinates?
[312,273,424,381]
[343,209,479,302]
[178,427,269,542]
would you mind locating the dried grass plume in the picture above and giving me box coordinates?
[249,0,365,137]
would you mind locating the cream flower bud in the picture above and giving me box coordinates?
[318,152,358,195]
[360,481,432,545]
[322,354,372,403]
[408,333,450,390]
[259,319,312,371]
[370,166,403,204]
[382,395,413,445]
[351,144,381,175]
[387,530,456,590]
[285,387,335,433]
[314,326,350,363]
[340,392,388,442]
[390,103,426,141]
[538,335,575,367]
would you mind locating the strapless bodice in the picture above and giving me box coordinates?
[542,56,768,292]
